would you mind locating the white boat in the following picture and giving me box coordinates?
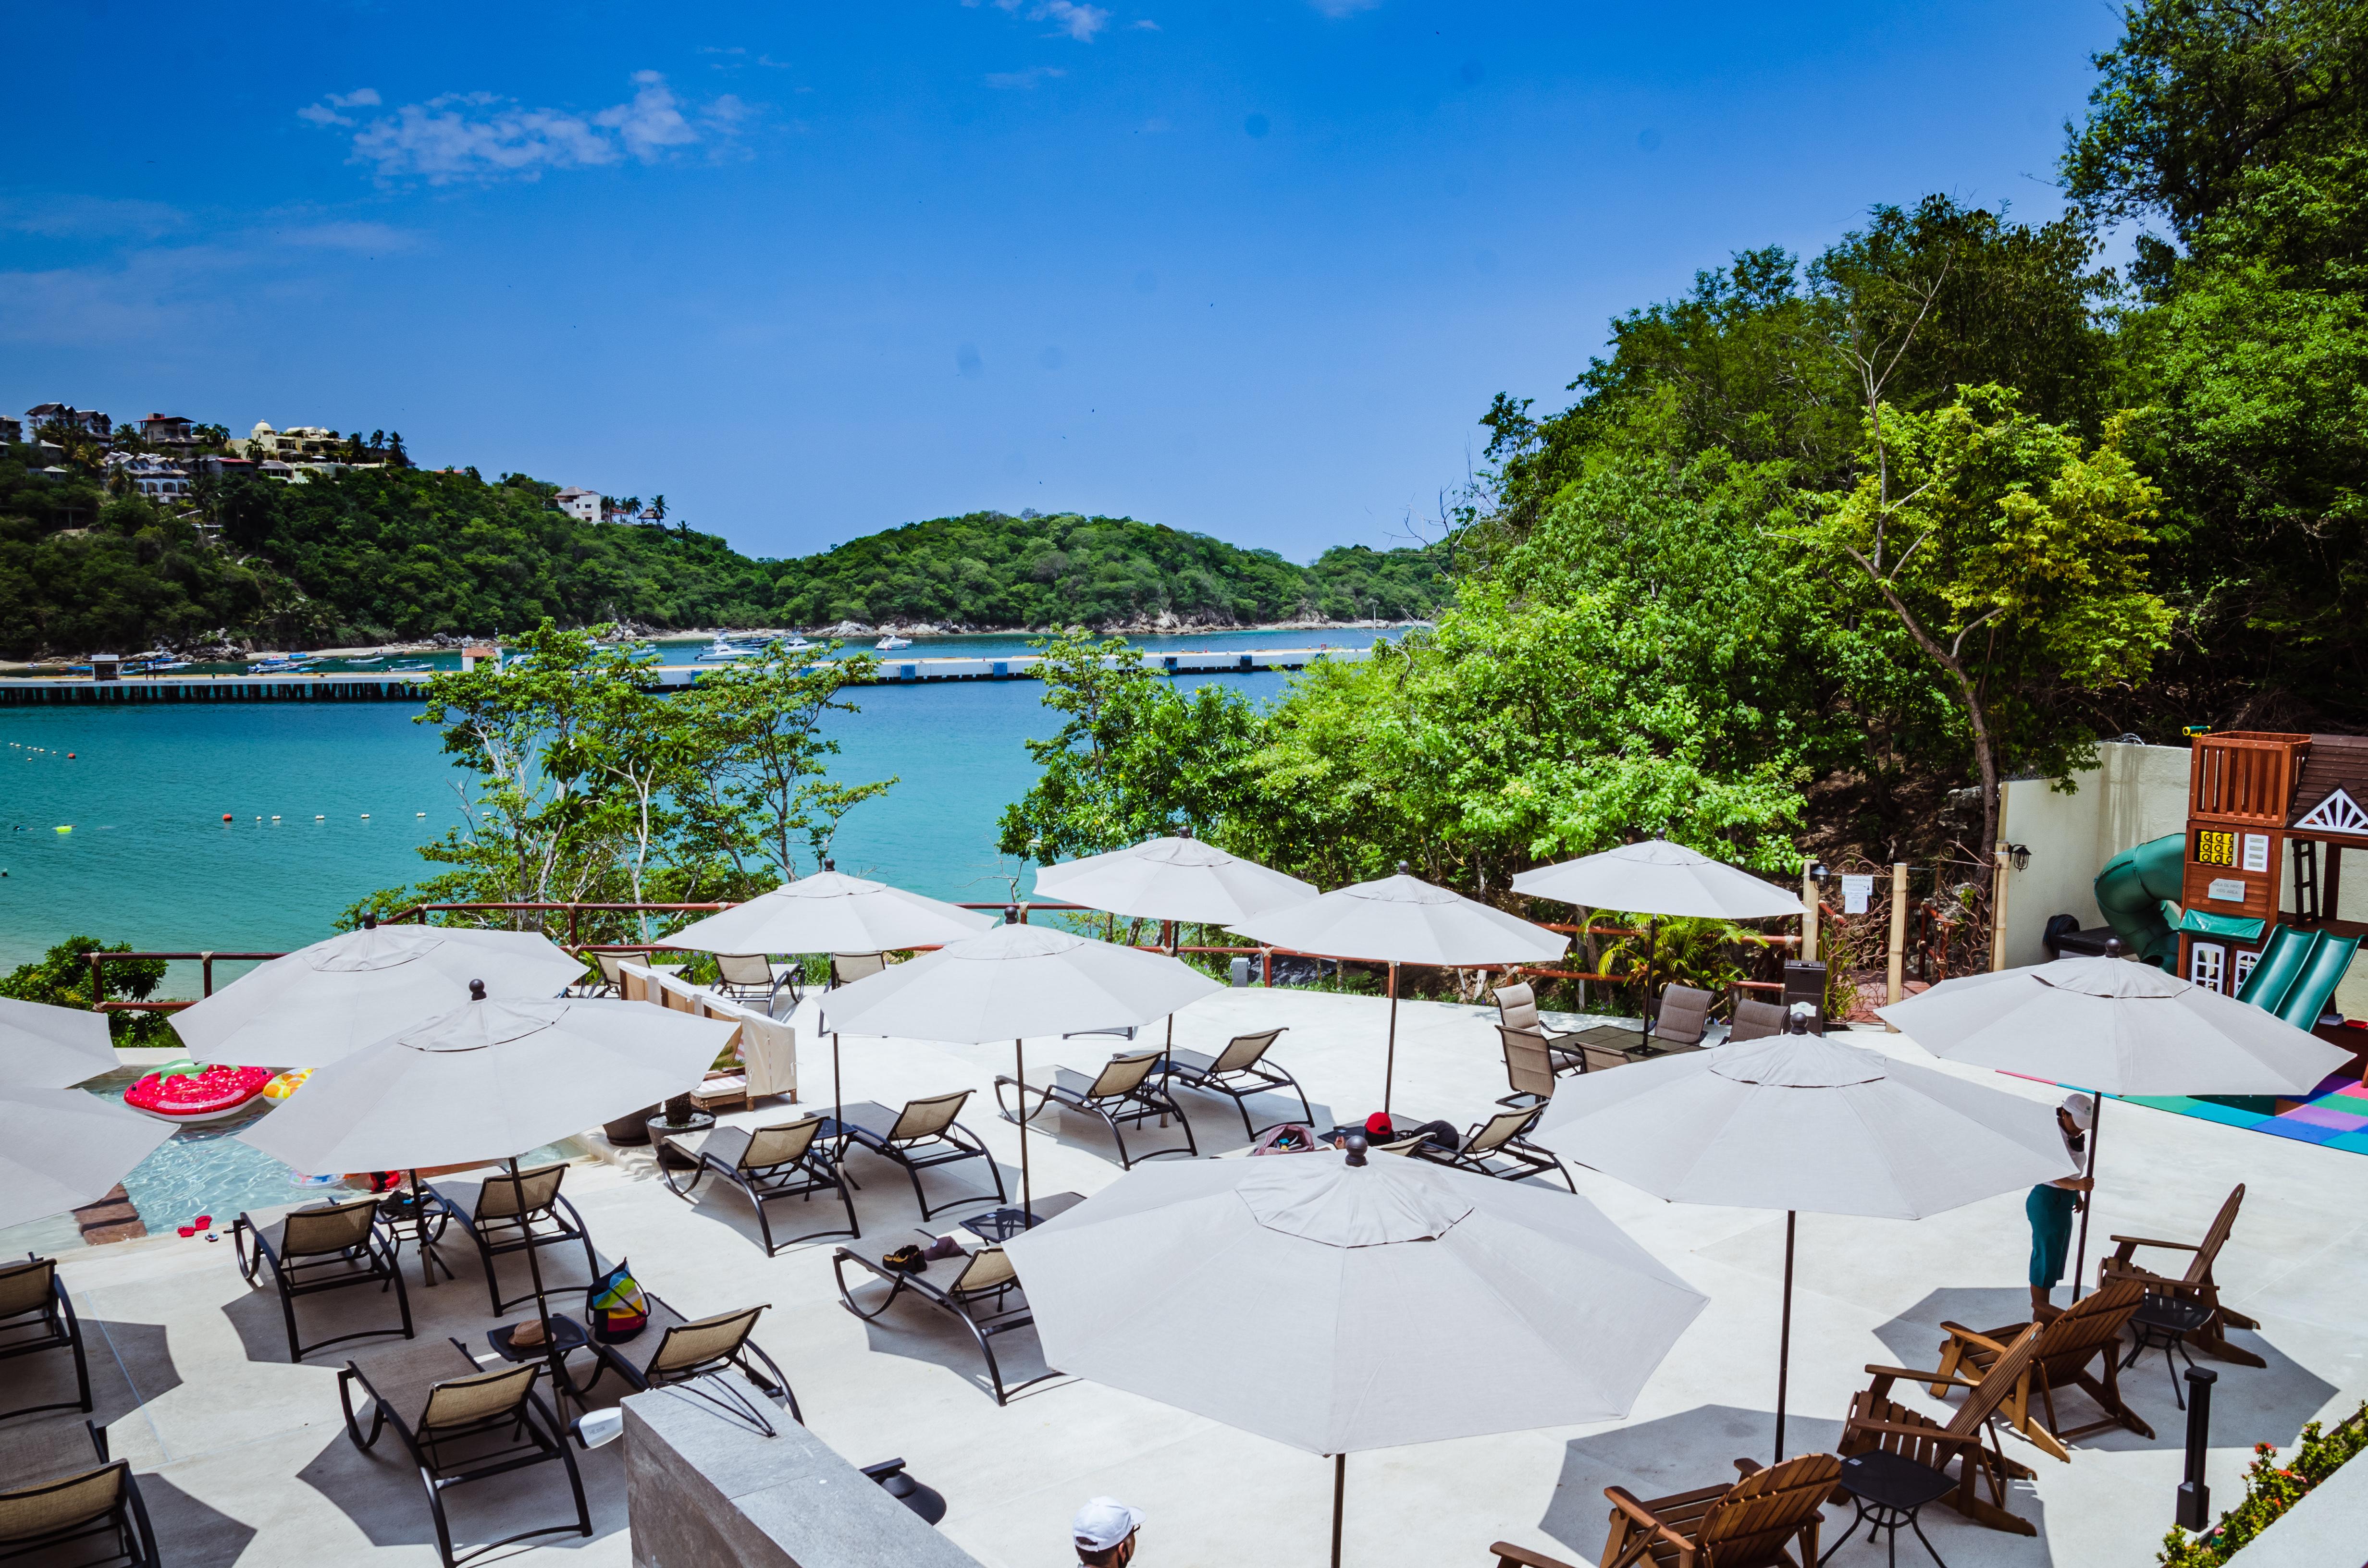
[695,636,761,662]
[779,637,814,651]
[875,635,913,651]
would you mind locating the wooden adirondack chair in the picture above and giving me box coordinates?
[1837,1323,2043,1536]
[1589,1452,1841,1568]
[2098,1183,2264,1368]
[1927,1276,2153,1461]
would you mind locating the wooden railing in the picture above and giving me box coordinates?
[2191,731,2310,825]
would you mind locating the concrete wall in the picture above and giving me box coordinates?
[1997,741,2193,968]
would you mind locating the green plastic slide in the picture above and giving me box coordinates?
[2240,924,2361,1029]
[2092,833,2187,968]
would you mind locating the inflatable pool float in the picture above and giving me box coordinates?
[261,1069,311,1101]
[124,1061,274,1123]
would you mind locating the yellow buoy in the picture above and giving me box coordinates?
[54,826,70,833]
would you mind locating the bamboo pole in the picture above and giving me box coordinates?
[1886,862,1908,1023]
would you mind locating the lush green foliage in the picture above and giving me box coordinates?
[0,935,172,1047]
[2158,1405,2368,1566]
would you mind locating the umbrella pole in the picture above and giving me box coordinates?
[1775,1210,1795,1461]
[1639,917,1658,1052]
[1330,1452,1345,1568]
[410,1168,439,1287]
[2071,1093,2101,1303]
[512,1157,555,1337]
[1015,1037,1032,1223]
[1383,963,1399,1115]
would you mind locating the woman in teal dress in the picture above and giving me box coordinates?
[2027,1092,2096,1320]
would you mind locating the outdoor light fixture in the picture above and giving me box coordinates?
[2006,844,2032,872]
[1807,861,1829,881]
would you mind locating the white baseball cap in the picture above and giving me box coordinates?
[1072,1497,1146,1552]
[2060,1092,2095,1131]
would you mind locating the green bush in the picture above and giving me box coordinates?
[2158,1404,2368,1566]
[0,935,176,1048]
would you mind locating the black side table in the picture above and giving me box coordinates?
[486,1313,593,1429]
[1821,1448,1954,1567]
[2122,1292,2215,1408]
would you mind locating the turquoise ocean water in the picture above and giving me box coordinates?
[0,629,1394,981]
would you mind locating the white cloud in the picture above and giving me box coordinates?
[315,73,744,185]
[1307,0,1382,14]
[0,195,186,240]
[970,0,1110,41]
[985,66,1067,88]
[296,87,383,128]
[276,220,420,253]
[1133,17,1160,27]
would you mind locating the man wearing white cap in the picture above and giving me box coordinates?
[2026,1092,2096,1320]
[1072,1496,1145,1566]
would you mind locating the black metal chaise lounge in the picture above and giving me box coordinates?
[833,1238,1055,1406]
[1413,1106,1576,1192]
[429,1164,599,1317]
[1158,1028,1311,1136]
[0,1420,159,1567]
[337,1337,590,1568]
[995,1048,1197,1168]
[833,1093,1007,1221]
[0,1255,91,1423]
[660,1117,858,1254]
[714,952,797,1009]
[232,1195,414,1363]
[564,1294,800,1430]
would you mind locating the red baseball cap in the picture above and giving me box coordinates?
[1363,1112,1393,1137]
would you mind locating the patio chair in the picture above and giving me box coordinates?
[0,1255,90,1423]
[1159,1027,1312,1136]
[833,1237,1055,1406]
[1837,1321,2046,1535]
[337,1337,590,1568]
[429,1164,599,1319]
[660,1116,858,1254]
[714,952,796,1008]
[1652,983,1714,1050]
[576,952,624,997]
[1415,1106,1575,1192]
[233,1194,414,1364]
[2098,1183,2264,1367]
[995,1048,1198,1168]
[567,1292,800,1425]
[1497,1028,1563,1108]
[1588,1450,1841,1568]
[1725,998,1787,1044]
[1493,983,1591,1072]
[1927,1275,2152,1460]
[830,951,887,986]
[0,1420,159,1567]
[835,1092,1007,1221]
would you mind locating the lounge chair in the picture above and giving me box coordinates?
[0,1420,159,1567]
[566,1293,800,1426]
[232,1195,414,1363]
[1928,1275,2152,1460]
[834,1093,1007,1221]
[1414,1106,1575,1192]
[1837,1322,2046,1535]
[2098,1183,2263,1367]
[714,952,796,1008]
[429,1165,598,1318]
[995,1049,1197,1168]
[576,952,624,998]
[833,1237,1055,1406]
[1493,983,1591,1072]
[1159,1028,1312,1136]
[830,951,887,986]
[1497,1028,1563,1108]
[1651,983,1714,1050]
[337,1337,591,1568]
[660,1117,858,1254]
[1725,998,1787,1043]
[1588,1451,1841,1568]
[0,1255,90,1424]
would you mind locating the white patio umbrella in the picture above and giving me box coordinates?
[661,867,996,1132]
[1529,1025,2077,1458]
[0,1088,173,1231]
[176,918,585,1067]
[1229,865,1567,1112]
[818,918,1222,1221]
[0,995,117,1088]
[1004,1142,1707,1566]
[1879,949,2351,1296]
[1511,839,1805,1049]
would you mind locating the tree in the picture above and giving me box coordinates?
[1,934,172,1045]
[1798,388,2173,860]
[648,494,667,525]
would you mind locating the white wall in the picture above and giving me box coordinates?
[1996,742,2193,968]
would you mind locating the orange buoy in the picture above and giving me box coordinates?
[222,813,233,821]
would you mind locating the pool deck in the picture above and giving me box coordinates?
[13,987,2368,1567]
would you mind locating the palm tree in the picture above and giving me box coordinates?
[648,494,667,524]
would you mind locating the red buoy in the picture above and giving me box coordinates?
[222,813,233,821]
[66,753,74,759]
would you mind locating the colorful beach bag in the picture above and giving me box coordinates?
[589,1259,649,1343]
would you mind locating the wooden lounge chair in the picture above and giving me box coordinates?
[833,1237,1055,1406]
[566,1293,800,1426]
[835,1092,1008,1220]
[1725,999,1787,1044]
[337,1338,590,1568]
[430,1164,599,1318]
[660,1117,858,1254]
[1415,1106,1575,1191]
[995,1049,1197,1168]
[1581,1451,1841,1568]
[0,1255,90,1424]
[1837,1322,2046,1536]
[0,1420,158,1567]
[1928,1276,2153,1459]
[232,1195,414,1364]
[714,952,796,1008]
[2098,1183,2264,1367]
[1159,1028,1312,1136]
[1651,984,1714,1051]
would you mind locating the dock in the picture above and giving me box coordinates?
[0,646,1371,705]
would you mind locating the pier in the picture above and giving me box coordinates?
[0,645,1371,705]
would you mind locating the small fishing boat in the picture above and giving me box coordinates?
[124,1061,275,1123]
[779,637,814,652]
[875,635,913,651]
[695,636,761,662]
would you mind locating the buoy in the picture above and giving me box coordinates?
[54,826,70,833]
[222,813,233,822]
[416,811,425,817]
[66,753,74,760]
[271,815,281,821]
[360,813,370,819]
[314,814,325,820]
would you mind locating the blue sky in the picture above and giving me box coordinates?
[3,1,2122,564]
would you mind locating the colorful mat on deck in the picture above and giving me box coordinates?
[2118,1069,2368,1155]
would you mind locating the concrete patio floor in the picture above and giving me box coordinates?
[11,985,2368,1567]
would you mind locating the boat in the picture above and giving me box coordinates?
[779,637,814,652]
[124,1061,275,1123]
[344,655,384,666]
[695,636,761,662]
[875,635,913,651]
[390,661,432,672]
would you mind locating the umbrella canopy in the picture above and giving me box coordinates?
[1509,839,1804,921]
[1005,1148,1707,1455]
[1229,869,1568,968]
[817,921,1221,1045]
[0,995,117,1089]
[1876,955,2351,1097]
[176,922,585,1068]
[237,994,732,1175]
[662,870,995,956]
[0,1088,173,1230]
[1031,835,1318,925]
